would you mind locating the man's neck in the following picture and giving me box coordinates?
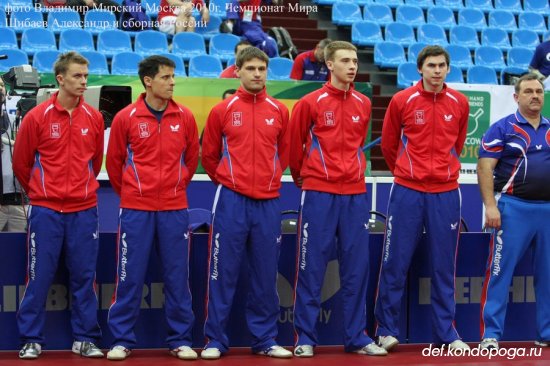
[330,79,350,92]
[145,94,168,111]
[56,91,80,114]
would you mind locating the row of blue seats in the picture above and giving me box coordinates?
[0,49,295,80]
[316,0,549,14]
[334,3,550,35]
[352,22,544,51]
[0,27,241,62]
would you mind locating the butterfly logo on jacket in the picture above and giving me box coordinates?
[444,114,453,122]
[170,124,180,132]
[352,116,360,123]
[265,118,274,125]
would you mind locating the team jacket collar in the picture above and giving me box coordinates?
[49,91,86,115]
[514,109,550,126]
[322,81,356,99]
[235,86,267,102]
[133,93,181,117]
[414,79,448,99]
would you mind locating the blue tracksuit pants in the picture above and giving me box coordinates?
[107,209,194,350]
[480,194,550,342]
[17,206,101,345]
[375,183,462,344]
[293,191,373,352]
[204,186,281,354]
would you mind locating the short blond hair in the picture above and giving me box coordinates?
[324,41,357,62]
[54,52,89,79]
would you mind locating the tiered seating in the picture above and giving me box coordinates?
[385,22,416,46]
[395,4,425,27]
[0,49,28,72]
[188,55,223,78]
[427,7,455,30]
[351,21,384,47]
[21,28,57,56]
[172,32,207,61]
[33,50,61,73]
[59,29,95,53]
[267,57,294,81]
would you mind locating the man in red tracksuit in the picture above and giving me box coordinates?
[289,41,387,358]
[106,55,199,361]
[375,45,470,352]
[13,52,104,359]
[201,46,291,360]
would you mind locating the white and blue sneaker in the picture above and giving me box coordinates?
[72,341,104,358]
[257,345,292,358]
[354,342,388,356]
[19,343,41,359]
[293,345,314,357]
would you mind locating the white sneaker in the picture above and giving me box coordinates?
[293,345,314,357]
[377,335,399,351]
[535,340,549,347]
[201,347,221,360]
[170,345,198,360]
[480,338,499,350]
[354,342,388,356]
[72,341,104,358]
[107,345,131,361]
[449,340,470,351]
[19,343,42,359]
[256,345,292,358]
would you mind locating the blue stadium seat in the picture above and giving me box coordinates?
[80,51,110,75]
[363,4,394,27]
[47,9,81,34]
[332,2,362,26]
[494,0,522,15]
[512,29,540,49]
[172,32,206,61]
[385,22,416,46]
[195,14,221,40]
[351,21,384,47]
[209,33,240,62]
[475,46,506,71]
[450,25,480,50]
[188,55,223,78]
[446,66,464,83]
[404,0,434,9]
[32,50,61,73]
[142,0,159,18]
[374,42,407,68]
[267,57,293,81]
[481,28,511,51]
[518,12,548,35]
[427,6,456,30]
[467,65,498,84]
[59,29,95,53]
[458,8,487,31]
[111,52,144,76]
[395,5,425,28]
[209,0,230,19]
[0,0,7,9]
[135,30,169,57]
[97,29,133,58]
[523,0,550,14]
[0,9,6,27]
[407,42,428,62]
[84,10,117,35]
[507,47,534,69]
[21,28,57,56]
[0,49,29,72]
[465,0,493,13]
[445,44,473,70]
[434,0,463,11]
[159,53,187,77]
[397,62,420,88]
[417,24,448,45]
[9,10,45,33]
[374,0,403,8]
[0,27,18,50]
[8,0,32,7]
[500,66,528,84]
[488,10,517,33]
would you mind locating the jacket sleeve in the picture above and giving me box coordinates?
[455,95,470,155]
[381,97,402,173]
[290,54,304,80]
[184,113,200,185]
[288,98,311,185]
[92,112,105,177]
[277,103,290,172]
[105,112,127,196]
[201,105,223,185]
[12,112,39,194]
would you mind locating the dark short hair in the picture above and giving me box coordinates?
[138,55,176,87]
[222,88,237,99]
[235,47,269,68]
[234,40,252,54]
[324,41,357,62]
[53,52,89,80]
[515,73,545,93]
[416,45,450,70]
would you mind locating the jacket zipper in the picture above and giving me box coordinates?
[252,94,256,197]
[430,93,436,178]
[340,91,346,192]
[62,114,72,212]
[158,121,162,211]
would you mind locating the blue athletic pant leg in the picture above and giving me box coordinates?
[293,191,339,347]
[425,189,462,343]
[480,197,533,340]
[17,206,64,345]
[156,209,194,349]
[204,187,248,353]
[247,197,281,353]
[531,201,550,341]
[337,193,374,351]
[375,184,424,337]
[64,207,101,342]
[108,209,155,349]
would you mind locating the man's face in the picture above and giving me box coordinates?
[237,57,267,94]
[327,49,358,85]
[57,63,88,98]
[145,65,175,101]
[515,79,545,115]
[418,55,448,92]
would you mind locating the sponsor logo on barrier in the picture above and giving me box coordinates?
[211,233,220,280]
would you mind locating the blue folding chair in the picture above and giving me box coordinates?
[159,53,187,77]
[332,2,362,26]
[134,30,169,57]
[488,10,517,33]
[458,8,487,31]
[21,28,57,56]
[84,10,117,35]
[475,46,506,71]
[172,32,207,61]
[351,21,383,47]
[507,47,534,69]
[363,4,394,27]
[195,14,222,40]
[481,28,512,51]
[511,29,540,49]
[188,55,223,78]
[9,10,44,33]
[47,9,81,34]
[385,22,416,46]
[111,52,143,76]
[434,0,463,11]
[267,57,293,80]
[59,29,95,52]
[32,50,61,73]
[465,0,494,13]
[467,65,498,84]
[395,4,425,28]
[397,62,420,88]
[80,51,110,75]
[209,34,240,63]
[97,29,133,58]
[0,49,29,72]
[374,42,407,68]
[446,65,464,83]
[427,6,456,30]
[407,42,428,62]
[417,23,448,45]
[0,27,18,50]
[446,44,473,70]
[518,12,548,35]
[523,0,550,14]
[450,25,480,50]
[494,0,522,15]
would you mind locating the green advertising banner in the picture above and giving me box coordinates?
[461,91,491,166]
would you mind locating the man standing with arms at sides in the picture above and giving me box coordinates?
[201,46,291,360]
[478,73,550,350]
[13,52,104,359]
[375,45,470,352]
[289,40,387,358]
[106,55,199,361]
[290,38,331,81]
